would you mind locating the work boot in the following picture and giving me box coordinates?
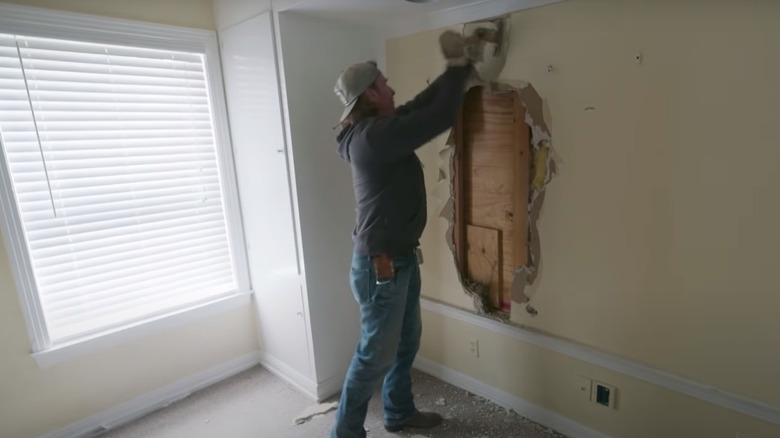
[384,410,442,432]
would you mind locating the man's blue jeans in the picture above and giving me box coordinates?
[331,252,422,438]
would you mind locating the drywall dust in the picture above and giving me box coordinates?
[293,401,339,425]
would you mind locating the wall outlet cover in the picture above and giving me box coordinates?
[469,337,479,358]
[576,376,592,402]
[592,380,617,409]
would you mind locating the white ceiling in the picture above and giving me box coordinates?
[276,0,565,37]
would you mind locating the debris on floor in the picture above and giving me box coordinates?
[293,401,339,425]
[102,366,568,438]
[408,371,568,438]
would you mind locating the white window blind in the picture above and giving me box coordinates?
[0,33,238,345]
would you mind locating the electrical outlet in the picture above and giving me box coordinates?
[591,381,617,409]
[576,376,593,402]
[469,337,479,358]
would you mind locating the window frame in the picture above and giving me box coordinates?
[0,3,252,367]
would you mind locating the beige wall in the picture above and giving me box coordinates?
[421,309,780,438]
[0,2,259,438]
[387,0,780,436]
[1,0,216,29]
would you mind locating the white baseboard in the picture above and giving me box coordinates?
[420,298,780,427]
[258,350,318,401]
[414,356,611,438]
[316,374,345,402]
[38,351,261,438]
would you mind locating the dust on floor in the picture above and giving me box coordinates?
[103,366,568,438]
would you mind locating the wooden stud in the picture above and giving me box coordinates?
[510,93,532,306]
[453,90,469,272]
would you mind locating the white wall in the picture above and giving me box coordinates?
[218,12,315,393]
[275,11,383,397]
[212,0,270,31]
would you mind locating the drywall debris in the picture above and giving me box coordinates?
[437,147,450,163]
[510,267,530,303]
[439,198,454,220]
[435,397,447,406]
[461,278,492,314]
[543,99,554,131]
[293,401,338,425]
[431,179,450,202]
[527,190,546,285]
[462,16,511,85]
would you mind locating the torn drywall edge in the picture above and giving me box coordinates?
[431,179,451,202]
[439,80,558,319]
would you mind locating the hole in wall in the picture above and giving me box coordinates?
[441,82,556,319]
[452,86,529,317]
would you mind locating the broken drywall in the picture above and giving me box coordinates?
[433,80,557,317]
[430,20,558,317]
[423,18,558,317]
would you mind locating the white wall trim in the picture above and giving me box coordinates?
[33,293,253,369]
[259,350,318,401]
[421,298,780,427]
[316,375,345,402]
[37,351,261,438]
[414,355,610,438]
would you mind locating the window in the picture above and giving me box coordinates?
[0,5,249,358]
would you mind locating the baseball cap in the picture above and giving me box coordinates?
[334,61,380,122]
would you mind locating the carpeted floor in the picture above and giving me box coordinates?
[103,366,568,438]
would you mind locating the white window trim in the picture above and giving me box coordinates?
[0,2,252,366]
[31,292,253,368]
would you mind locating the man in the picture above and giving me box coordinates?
[331,31,481,438]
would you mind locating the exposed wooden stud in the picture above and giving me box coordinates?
[453,90,470,272]
[453,87,531,312]
[510,94,531,306]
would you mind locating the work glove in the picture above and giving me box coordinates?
[439,30,482,67]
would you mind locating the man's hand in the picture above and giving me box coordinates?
[439,28,493,67]
[439,30,469,66]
